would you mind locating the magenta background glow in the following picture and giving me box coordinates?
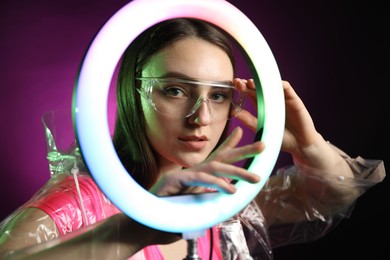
[0,1,388,259]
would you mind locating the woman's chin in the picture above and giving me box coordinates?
[178,155,208,168]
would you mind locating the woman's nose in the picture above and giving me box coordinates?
[189,99,212,126]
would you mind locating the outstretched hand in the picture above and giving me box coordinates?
[150,127,263,197]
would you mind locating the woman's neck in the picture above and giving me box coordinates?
[156,157,184,177]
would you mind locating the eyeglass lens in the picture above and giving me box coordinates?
[143,79,244,121]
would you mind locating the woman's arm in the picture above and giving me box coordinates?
[0,173,182,259]
[0,208,59,253]
[235,79,385,225]
[1,211,179,259]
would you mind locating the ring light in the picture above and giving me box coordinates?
[73,0,284,233]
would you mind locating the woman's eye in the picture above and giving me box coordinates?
[165,87,186,98]
[210,92,229,103]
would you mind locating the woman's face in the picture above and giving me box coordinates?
[140,37,234,172]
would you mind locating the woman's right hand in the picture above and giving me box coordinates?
[149,127,264,197]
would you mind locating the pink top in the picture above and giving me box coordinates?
[30,174,222,259]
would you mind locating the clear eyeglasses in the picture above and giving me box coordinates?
[136,77,246,122]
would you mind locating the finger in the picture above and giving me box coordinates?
[283,80,303,108]
[235,109,258,132]
[247,79,258,105]
[246,79,256,90]
[234,78,257,105]
[215,127,243,152]
[212,126,263,162]
[184,163,261,193]
[219,141,264,164]
[209,162,261,184]
[183,173,237,194]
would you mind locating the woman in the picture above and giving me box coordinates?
[0,18,385,259]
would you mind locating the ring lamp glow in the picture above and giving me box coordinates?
[73,0,284,233]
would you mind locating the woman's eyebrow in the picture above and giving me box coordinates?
[156,72,233,87]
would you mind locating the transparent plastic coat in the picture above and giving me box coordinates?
[0,110,386,259]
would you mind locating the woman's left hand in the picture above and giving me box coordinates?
[234,78,318,152]
[234,79,354,174]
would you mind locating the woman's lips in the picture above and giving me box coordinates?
[178,136,208,150]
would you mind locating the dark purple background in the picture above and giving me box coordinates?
[0,1,388,259]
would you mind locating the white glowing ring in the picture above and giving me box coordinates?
[73,0,284,233]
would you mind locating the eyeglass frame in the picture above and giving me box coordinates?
[135,77,246,121]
